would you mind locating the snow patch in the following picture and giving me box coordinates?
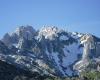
[63,43,82,67]
[62,43,83,75]
[51,52,65,75]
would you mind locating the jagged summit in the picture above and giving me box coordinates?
[37,26,65,40]
[0,25,100,77]
[2,26,36,47]
[15,25,36,36]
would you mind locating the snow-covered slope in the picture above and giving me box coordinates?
[0,26,100,77]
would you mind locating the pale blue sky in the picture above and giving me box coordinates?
[0,0,100,38]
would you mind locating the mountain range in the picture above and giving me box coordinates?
[0,26,100,79]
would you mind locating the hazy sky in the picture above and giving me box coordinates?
[0,0,100,38]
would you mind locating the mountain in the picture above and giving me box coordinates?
[0,26,100,78]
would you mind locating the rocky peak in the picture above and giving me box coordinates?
[37,26,62,40]
[2,26,36,47]
[14,25,36,39]
[15,26,35,35]
[81,34,93,43]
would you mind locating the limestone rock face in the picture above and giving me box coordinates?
[74,34,95,72]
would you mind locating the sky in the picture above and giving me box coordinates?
[0,0,100,38]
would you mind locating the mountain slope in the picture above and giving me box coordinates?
[0,59,49,80]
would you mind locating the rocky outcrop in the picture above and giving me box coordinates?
[74,34,95,72]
